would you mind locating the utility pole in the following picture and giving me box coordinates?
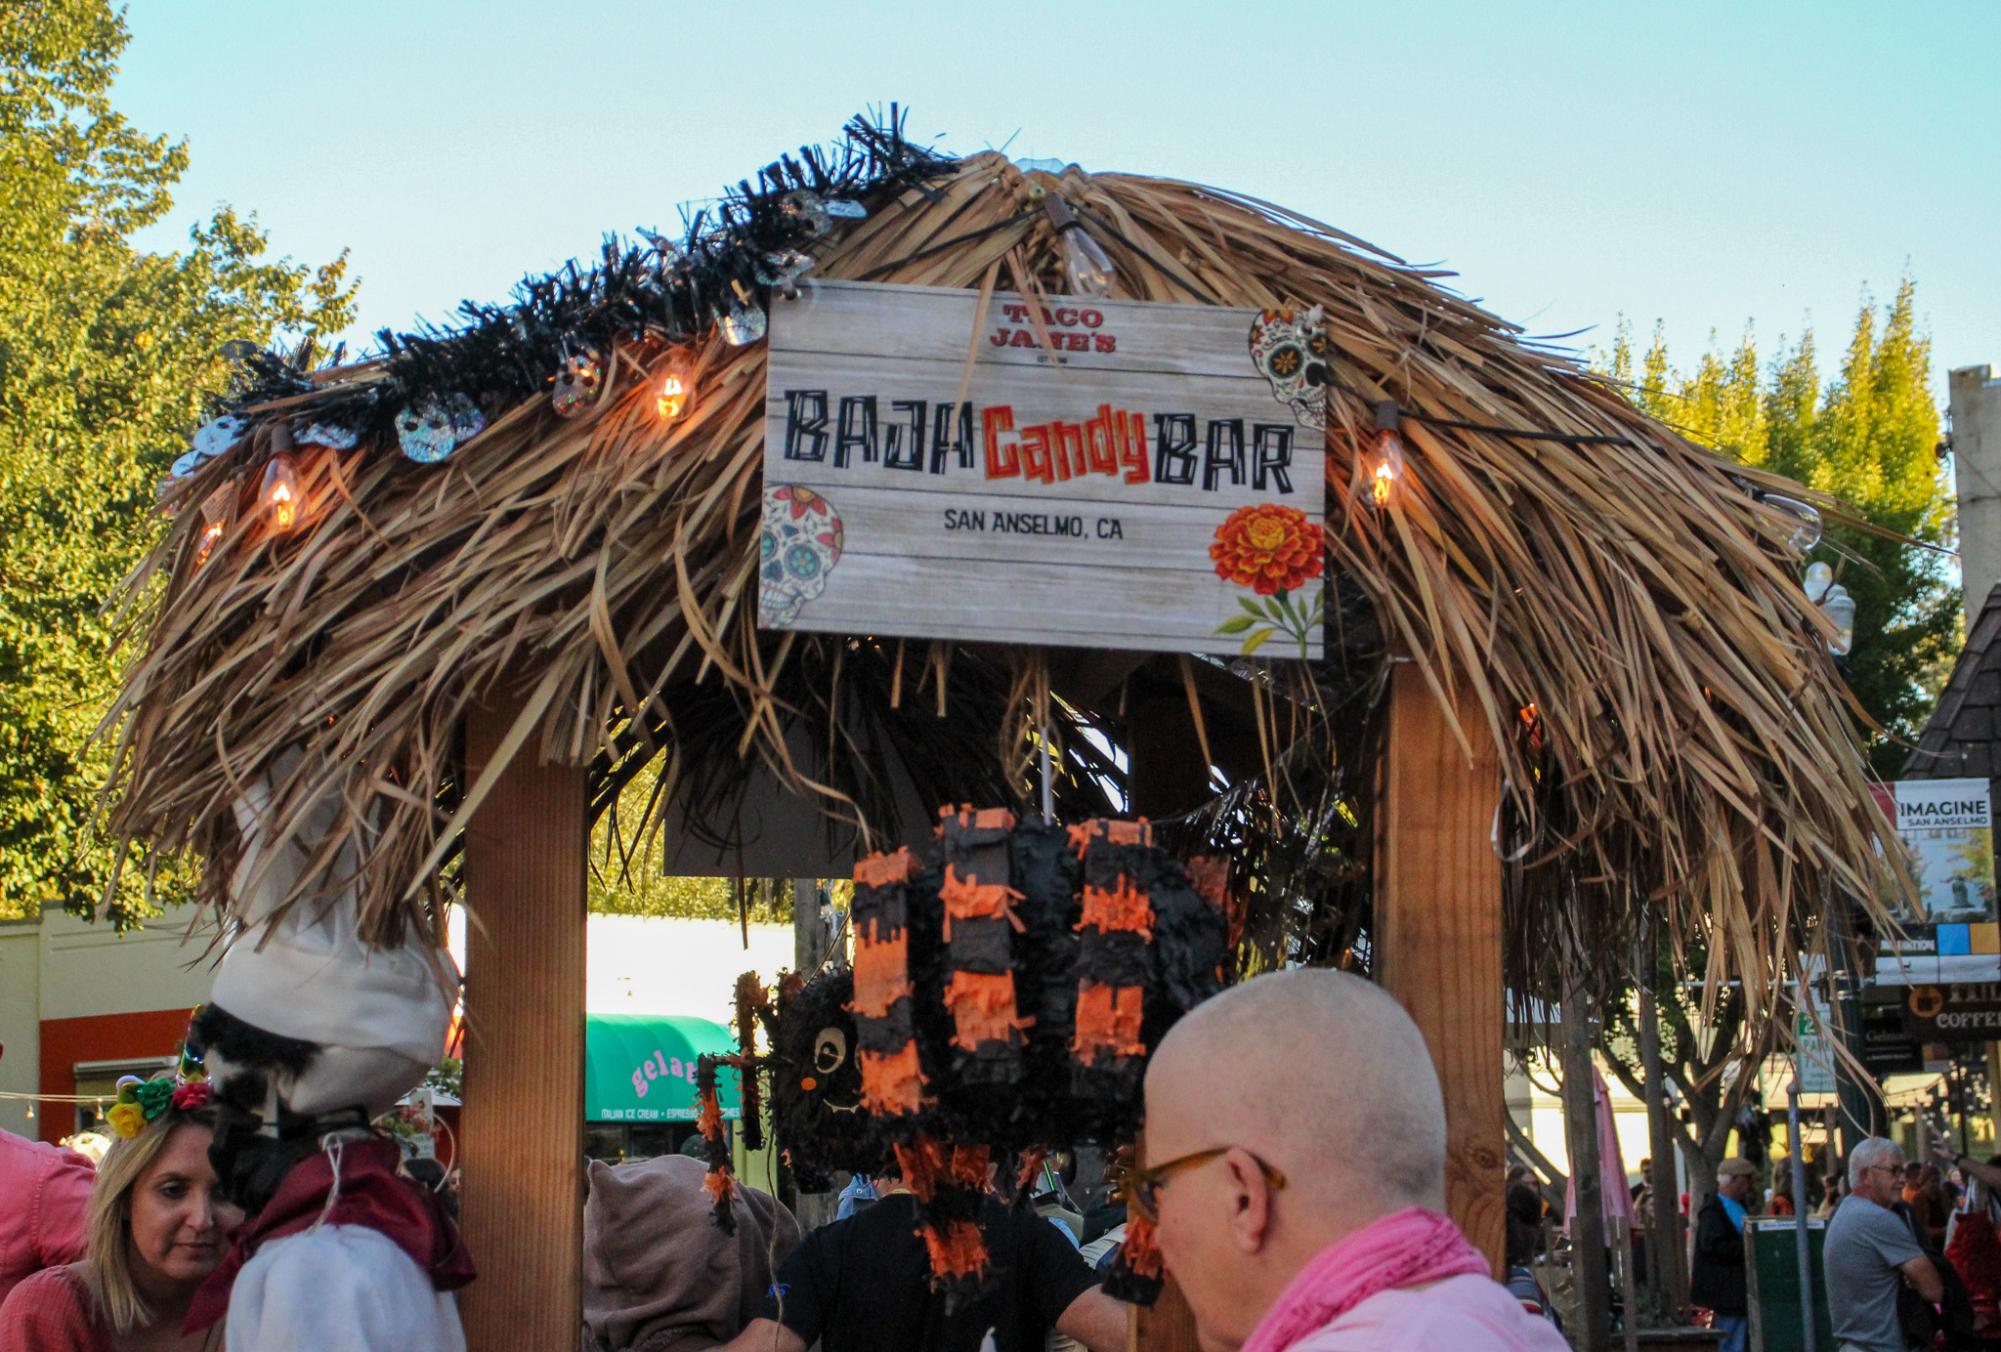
[1830,898,1884,1154]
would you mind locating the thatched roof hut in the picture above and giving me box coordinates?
[99,110,1908,1348]
[106,113,1888,1010]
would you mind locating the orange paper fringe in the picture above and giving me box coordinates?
[1067,818,1152,858]
[697,1087,725,1140]
[923,1218,990,1279]
[854,846,920,889]
[895,1137,946,1201]
[941,805,1018,833]
[702,1166,737,1205]
[859,1042,928,1117]
[944,971,1032,1051]
[949,1143,992,1190]
[1078,879,1153,938]
[1122,1212,1164,1278]
[940,864,1025,939]
[850,929,913,1017]
[1072,982,1145,1060]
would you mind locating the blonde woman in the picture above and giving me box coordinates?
[0,1080,236,1351]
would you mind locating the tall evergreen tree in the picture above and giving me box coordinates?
[0,2,353,922]
[1605,283,1952,777]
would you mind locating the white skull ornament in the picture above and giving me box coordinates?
[760,485,844,626]
[1247,305,1333,429]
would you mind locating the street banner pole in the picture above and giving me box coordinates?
[1787,1079,1817,1352]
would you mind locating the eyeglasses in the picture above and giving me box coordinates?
[1117,1146,1286,1220]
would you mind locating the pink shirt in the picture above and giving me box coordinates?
[0,1131,95,1307]
[1288,1273,1571,1351]
[0,1266,114,1352]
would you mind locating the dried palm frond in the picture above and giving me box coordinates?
[99,149,1897,1019]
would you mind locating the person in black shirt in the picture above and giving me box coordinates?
[716,1180,1128,1352]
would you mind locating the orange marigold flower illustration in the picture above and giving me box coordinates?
[1209,504,1324,596]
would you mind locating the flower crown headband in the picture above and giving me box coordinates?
[106,1007,211,1139]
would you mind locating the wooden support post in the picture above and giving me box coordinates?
[1128,691,1212,1352]
[1638,927,1689,1318]
[1560,964,1615,1352]
[792,876,839,1230]
[1375,662,1507,1271]
[458,703,588,1352]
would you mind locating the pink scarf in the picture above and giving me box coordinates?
[1240,1207,1490,1352]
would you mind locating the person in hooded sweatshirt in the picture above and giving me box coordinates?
[582,1152,800,1352]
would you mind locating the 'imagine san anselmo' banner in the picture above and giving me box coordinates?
[757,281,1328,658]
[1872,777,1999,985]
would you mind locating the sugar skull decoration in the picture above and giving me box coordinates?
[1247,305,1333,429]
[395,396,487,464]
[716,293,768,347]
[294,420,360,451]
[696,810,1231,1309]
[759,485,844,626]
[172,414,250,478]
[550,344,605,419]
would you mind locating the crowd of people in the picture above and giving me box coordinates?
[15,991,2001,1352]
[1,969,1574,1352]
[1,1080,229,1349]
[1489,1117,2001,1352]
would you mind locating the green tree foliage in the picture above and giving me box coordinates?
[1606,281,1953,776]
[586,757,795,921]
[1,2,353,921]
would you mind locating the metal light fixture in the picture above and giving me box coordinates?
[1803,562,1855,656]
[1371,402,1405,507]
[1764,493,1823,552]
[1042,194,1116,298]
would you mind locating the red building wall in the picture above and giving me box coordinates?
[39,1009,194,1146]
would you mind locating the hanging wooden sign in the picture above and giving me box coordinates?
[759,281,1327,658]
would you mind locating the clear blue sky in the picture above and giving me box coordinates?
[117,0,1997,402]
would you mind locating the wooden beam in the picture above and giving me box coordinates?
[1374,662,1506,1272]
[458,702,588,1352]
[1128,695,1211,1352]
[1559,962,1615,1350]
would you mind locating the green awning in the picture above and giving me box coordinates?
[585,1014,740,1123]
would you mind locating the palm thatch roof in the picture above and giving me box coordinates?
[101,116,1895,1010]
[1907,580,2001,779]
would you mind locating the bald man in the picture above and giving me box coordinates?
[1139,969,1567,1351]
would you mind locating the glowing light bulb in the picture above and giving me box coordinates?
[260,453,301,533]
[194,482,232,568]
[656,352,695,420]
[25,1102,34,1120]
[1371,402,1405,508]
[196,520,225,568]
[1042,194,1116,298]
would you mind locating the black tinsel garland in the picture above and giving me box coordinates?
[219,108,951,443]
